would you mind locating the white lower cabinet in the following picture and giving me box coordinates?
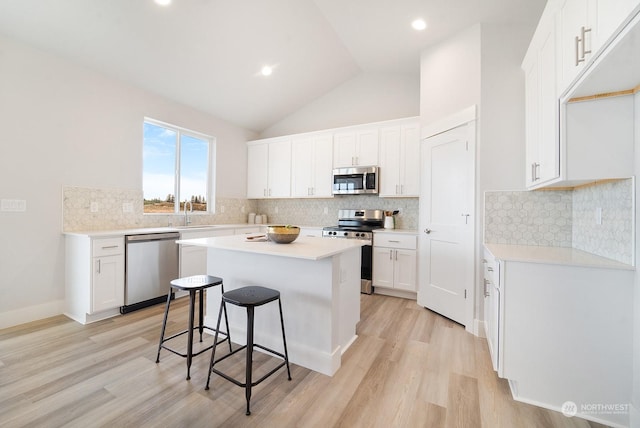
[373,233,417,293]
[65,235,125,324]
[482,249,500,372]
[484,245,633,427]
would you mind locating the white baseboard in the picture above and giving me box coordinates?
[0,299,65,329]
[373,287,417,300]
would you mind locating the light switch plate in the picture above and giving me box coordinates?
[90,202,99,213]
[1,199,27,212]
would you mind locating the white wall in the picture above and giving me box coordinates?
[420,25,481,128]
[419,23,533,329]
[0,35,254,327]
[259,72,419,138]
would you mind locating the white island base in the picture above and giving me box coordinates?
[178,235,364,376]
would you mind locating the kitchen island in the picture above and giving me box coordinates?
[176,234,366,376]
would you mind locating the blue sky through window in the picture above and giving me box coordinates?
[143,121,211,211]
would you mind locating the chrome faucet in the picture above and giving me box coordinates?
[184,200,193,226]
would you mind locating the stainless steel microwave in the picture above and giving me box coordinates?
[332,166,379,195]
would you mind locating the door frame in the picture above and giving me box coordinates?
[420,105,477,334]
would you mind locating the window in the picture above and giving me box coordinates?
[143,119,215,214]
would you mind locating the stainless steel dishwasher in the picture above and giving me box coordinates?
[121,232,179,314]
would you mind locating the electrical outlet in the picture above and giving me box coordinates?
[90,202,99,213]
[122,202,133,213]
[323,207,328,215]
[275,206,279,214]
[1,199,27,212]
[241,206,245,213]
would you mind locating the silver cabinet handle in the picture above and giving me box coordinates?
[575,35,581,66]
[581,26,591,57]
[488,267,494,272]
[96,259,101,274]
[395,250,398,261]
[388,240,400,243]
[484,279,490,297]
[396,184,399,194]
[389,249,393,260]
[424,229,432,234]
[101,245,118,250]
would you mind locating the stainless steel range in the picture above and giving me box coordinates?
[322,209,384,294]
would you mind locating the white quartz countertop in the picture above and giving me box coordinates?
[178,234,366,261]
[484,243,634,270]
[63,224,261,238]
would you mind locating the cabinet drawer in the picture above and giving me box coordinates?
[374,234,417,250]
[92,237,124,257]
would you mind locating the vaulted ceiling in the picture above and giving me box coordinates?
[0,0,545,132]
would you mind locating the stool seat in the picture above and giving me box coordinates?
[222,286,279,307]
[156,275,231,380]
[170,275,222,290]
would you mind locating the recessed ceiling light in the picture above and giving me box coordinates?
[260,65,273,76]
[411,18,427,31]
[155,0,171,6]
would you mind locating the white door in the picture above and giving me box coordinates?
[417,122,475,326]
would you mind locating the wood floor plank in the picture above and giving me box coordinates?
[0,293,609,427]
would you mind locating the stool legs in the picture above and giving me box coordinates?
[186,290,196,380]
[278,299,292,381]
[205,300,227,391]
[245,306,254,415]
[156,289,173,364]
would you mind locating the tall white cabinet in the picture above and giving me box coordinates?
[378,121,420,197]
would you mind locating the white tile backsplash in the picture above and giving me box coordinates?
[484,178,634,264]
[63,186,257,231]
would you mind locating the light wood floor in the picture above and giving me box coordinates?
[0,294,608,428]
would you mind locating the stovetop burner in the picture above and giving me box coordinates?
[322,209,384,240]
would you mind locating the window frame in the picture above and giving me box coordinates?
[143,117,217,215]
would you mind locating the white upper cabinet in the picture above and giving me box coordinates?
[291,133,333,198]
[558,0,639,94]
[333,127,379,167]
[522,6,560,188]
[247,139,291,199]
[558,0,592,90]
[378,119,420,197]
[523,1,638,189]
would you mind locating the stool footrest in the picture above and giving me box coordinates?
[160,326,229,359]
[210,343,288,388]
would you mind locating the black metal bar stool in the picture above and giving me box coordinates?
[156,274,232,380]
[205,285,291,415]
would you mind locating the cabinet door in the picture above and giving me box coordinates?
[267,140,291,198]
[355,128,379,166]
[524,57,540,188]
[559,0,591,90]
[400,123,420,196]
[333,132,357,167]
[92,254,124,313]
[378,126,401,196]
[394,249,416,291]
[247,143,269,198]
[311,135,334,197]
[372,247,394,288]
[180,245,207,277]
[291,136,314,197]
[538,26,560,184]
[591,0,636,52]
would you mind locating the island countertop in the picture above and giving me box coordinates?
[177,234,366,261]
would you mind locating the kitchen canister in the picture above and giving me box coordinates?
[248,212,256,224]
[384,215,395,229]
[255,214,263,224]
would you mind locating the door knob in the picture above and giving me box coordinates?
[424,229,432,234]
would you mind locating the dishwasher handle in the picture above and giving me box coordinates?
[125,232,180,243]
